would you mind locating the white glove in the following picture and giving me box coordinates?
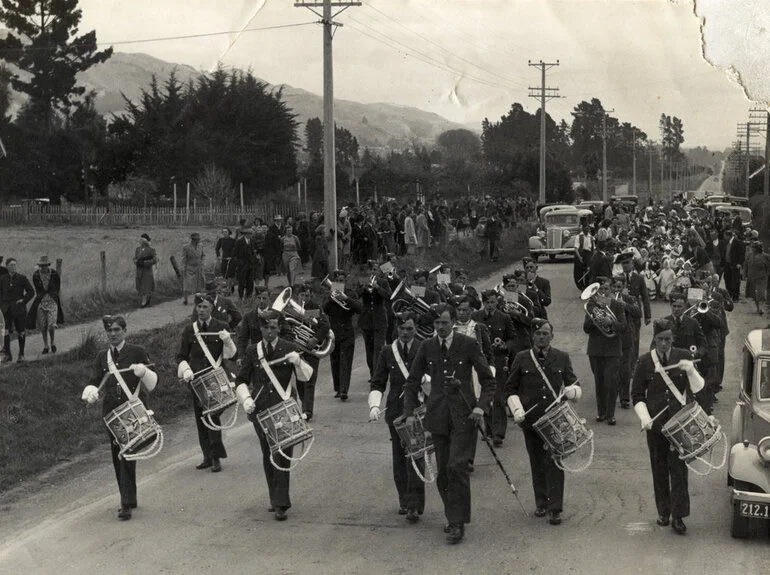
[679,359,695,374]
[369,406,381,422]
[634,401,653,431]
[708,415,718,427]
[182,369,194,382]
[82,385,99,404]
[177,360,193,380]
[131,363,147,378]
[286,351,301,366]
[243,398,256,415]
[218,330,232,344]
[563,384,582,401]
[512,408,525,424]
[506,395,525,423]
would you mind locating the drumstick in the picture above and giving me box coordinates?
[197,332,236,336]
[542,379,580,413]
[660,359,701,372]
[640,406,669,432]
[96,363,156,393]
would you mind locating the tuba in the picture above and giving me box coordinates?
[390,280,436,340]
[493,284,530,317]
[271,287,335,358]
[580,283,618,338]
[321,275,350,310]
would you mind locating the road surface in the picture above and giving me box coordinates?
[1,257,768,574]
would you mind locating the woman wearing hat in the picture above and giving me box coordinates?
[134,234,157,308]
[27,255,64,354]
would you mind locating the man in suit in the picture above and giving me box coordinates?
[610,273,642,410]
[632,318,708,535]
[506,319,581,525]
[358,262,392,381]
[524,258,551,319]
[81,315,159,521]
[617,251,651,407]
[403,303,495,544]
[722,228,745,301]
[473,289,516,446]
[234,309,314,521]
[583,276,627,425]
[0,257,34,362]
[177,294,238,472]
[588,241,613,284]
[574,224,595,289]
[231,228,257,300]
[368,312,425,523]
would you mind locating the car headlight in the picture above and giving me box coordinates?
[563,229,571,238]
[757,436,770,462]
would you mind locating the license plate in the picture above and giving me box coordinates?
[739,502,770,519]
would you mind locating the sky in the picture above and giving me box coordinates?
[48,1,762,149]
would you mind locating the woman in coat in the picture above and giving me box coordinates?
[26,256,64,354]
[134,233,157,307]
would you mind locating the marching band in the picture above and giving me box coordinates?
[79,199,744,543]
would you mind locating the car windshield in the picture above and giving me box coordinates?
[759,359,770,400]
[547,213,580,226]
[716,208,751,222]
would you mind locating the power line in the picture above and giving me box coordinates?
[0,22,317,54]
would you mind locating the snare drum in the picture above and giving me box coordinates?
[533,401,594,472]
[661,402,726,474]
[393,405,436,483]
[104,397,163,461]
[255,398,314,472]
[190,366,238,431]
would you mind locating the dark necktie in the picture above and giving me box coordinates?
[112,347,119,360]
[401,343,408,359]
[266,342,273,357]
[661,353,668,365]
[441,339,448,356]
[201,322,208,333]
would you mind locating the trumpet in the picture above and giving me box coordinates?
[321,275,350,310]
[683,298,719,318]
[581,282,618,338]
[493,284,530,317]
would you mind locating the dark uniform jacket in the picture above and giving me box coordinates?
[449,284,481,309]
[235,337,306,414]
[236,307,292,355]
[588,250,613,283]
[0,272,34,314]
[91,343,152,416]
[631,347,699,432]
[192,295,242,330]
[532,276,551,315]
[454,320,494,364]
[370,339,419,424]
[653,314,707,360]
[623,270,651,324]
[472,309,516,356]
[176,318,231,374]
[231,236,258,270]
[26,269,65,329]
[403,333,496,435]
[583,299,626,357]
[358,279,392,331]
[613,292,641,348]
[323,290,363,334]
[504,347,578,427]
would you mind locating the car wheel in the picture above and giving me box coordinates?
[548,254,556,261]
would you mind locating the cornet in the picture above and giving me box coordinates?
[321,275,350,310]
[683,298,719,318]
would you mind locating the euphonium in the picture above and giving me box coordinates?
[320,275,350,310]
[271,288,335,357]
[580,282,618,338]
[390,280,436,340]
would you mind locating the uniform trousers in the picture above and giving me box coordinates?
[109,431,137,507]
[253,420,293,509]
[236,265,255,299]
[387,423,425,512]
[330,331,355,394]
[362,326,386,379]
[296,355,320,416]
[717,335,726,388]
[433,419,477,525]
[589,355,621,419]
[522,426,564,512]
[724,264,741,300]
[192,391,228,460]
[646,430,689,519]
[618,344,634,404]
[486,355,509,441]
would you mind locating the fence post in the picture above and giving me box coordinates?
[186,183,190,223]
[240,182,244,212]
[100,251,107,292]
[173,182,177,223]
[55,258,62,276]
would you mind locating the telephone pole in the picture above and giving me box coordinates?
[296,0,361,270]
[750,107,770,228]
[528,60,560,205]
[632,128,637,195]
[601,108,615,203]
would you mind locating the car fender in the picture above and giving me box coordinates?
[529,236,544,250]
[563,235,577,249]
[729,443,770,493]
[730,404,743,447]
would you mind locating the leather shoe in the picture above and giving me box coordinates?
[211,458,222,473]
[117,505,132,520]
[196,459,212,470]
[466,462,474,473]
[340,394,348,402]
[549,511,562,525]
[656,515,670,527]
[334,392,341,398]
[671,517,686,535]
[620,400,630,409]
[406,509,419,524]
[493,438,503,447]
[443,523,452,533]
[607,418,617,426]
[268,506,275,513]
[595,415,605,422]
[398,507,408,515]
[274,507,288,521]
[534,507,548,518]
[445,523,464,544]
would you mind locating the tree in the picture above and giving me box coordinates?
[0,0,112,129]
[0,63,11,122]
[436,129,481,164]
[192,163,236,204]
[305,118,323,163]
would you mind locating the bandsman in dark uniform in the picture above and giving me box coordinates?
[501,271,535,355]
[234,309,315,521]
[368,312,425,523]
[177,294,238,472]
[292,282,331,421]
[236,286,273,355]
[609,273,642,410]
[584,276,626,425]
[359,261,392,382]
[404,303,496,544]
[449,268,481,310]
[505,319,581,525]
[653,292,707,360]
[192,278,242,330]
[410,268,442,305]
[323,269,362,401]
[81,315,159,520]
[632,318,708,535]
[617,251,651,408]
[524,258,551,319]
[473,289,516,446]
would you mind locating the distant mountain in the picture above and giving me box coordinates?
[70,52,466,150]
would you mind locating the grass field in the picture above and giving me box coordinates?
[0,225,224,323]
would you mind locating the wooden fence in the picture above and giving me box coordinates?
[0,203,315,226]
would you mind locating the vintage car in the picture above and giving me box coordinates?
[528,208,593,261]
[728,329,770,538]
[713,204,752,225]
[537,204,574,222]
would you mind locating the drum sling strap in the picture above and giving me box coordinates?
[107,348,138,399]
[256,341,299,406]
[529,348,561,401]
[193,322,222,370]
[651,350,687,407]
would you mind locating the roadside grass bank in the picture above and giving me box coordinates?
[0,224,534,492]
